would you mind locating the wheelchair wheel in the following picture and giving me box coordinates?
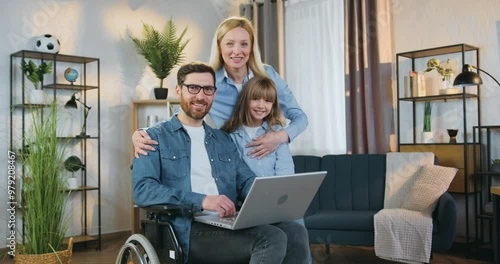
[116,234,160,264]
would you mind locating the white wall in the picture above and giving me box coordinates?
[392,0,500,127]
[0,0,243,240]
[391,0,500,237]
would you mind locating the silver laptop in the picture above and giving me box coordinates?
[194,171,327,230]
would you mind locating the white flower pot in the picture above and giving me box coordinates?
[27,89,46,105]
[67,178,79,189]
[421,131,434,143]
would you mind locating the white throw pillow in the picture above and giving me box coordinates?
[401,164,458,215]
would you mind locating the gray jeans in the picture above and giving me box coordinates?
[187,220,310,264]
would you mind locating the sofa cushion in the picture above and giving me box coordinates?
[320,154,386,211]
[293,155,322,216]
[401,165,457,215]
[305,210,379,231]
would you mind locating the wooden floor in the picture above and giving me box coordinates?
[1,232,494,263]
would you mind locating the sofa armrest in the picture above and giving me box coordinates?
[432,192,457,251]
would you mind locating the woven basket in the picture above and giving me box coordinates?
[15,237,73,264]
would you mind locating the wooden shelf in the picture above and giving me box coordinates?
[65,185,99,192]
[12,50,98,63]
[44,83,99,91]
[13,103,49,109]
[132,98,180,105]
[492,186,500,196]
[397,43,479,59]
[400,144,479,193]
[399,93,479,102]
[57,136,99,140]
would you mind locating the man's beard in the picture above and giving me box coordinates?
[180,97,212,120]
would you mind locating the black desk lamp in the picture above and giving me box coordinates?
[453,64,500,87]
[65,94,91,138]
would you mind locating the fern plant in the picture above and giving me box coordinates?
[131,18,190,88]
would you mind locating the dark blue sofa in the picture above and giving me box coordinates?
[293,154,457,252]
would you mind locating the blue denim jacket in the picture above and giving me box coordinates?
[229,122,295,177]
[210,65,308,141]
[132,115,256,262]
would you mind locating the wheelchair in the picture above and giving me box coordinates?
[115,204,184,264]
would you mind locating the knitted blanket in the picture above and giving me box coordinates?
[374,152,435,263]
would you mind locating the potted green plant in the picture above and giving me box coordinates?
[424,58,454,92]
[64,155,85,189]
[20,59,53,104]
[421,101,433,143]
[15,102,73,263]
[131,17,190,99]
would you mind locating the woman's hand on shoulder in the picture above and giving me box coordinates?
[133,129,158,158]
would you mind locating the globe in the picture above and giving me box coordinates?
[64,68,78,84]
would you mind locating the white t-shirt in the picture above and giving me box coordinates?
[183,125,218,195]
[243,125,260,139]
[234,83,243,92]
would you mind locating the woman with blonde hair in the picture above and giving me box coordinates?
[133,16,307,160]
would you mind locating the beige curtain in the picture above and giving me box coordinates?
[345,0,394,154]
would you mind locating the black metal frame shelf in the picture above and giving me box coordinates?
[65,186,99,192]
[397,43,478,59]
[44,83,99,90]
[396,43,481,253]
[12,49,98,63]
[399,93,479,102]
[473,125,500,253]
[9,49,101,250]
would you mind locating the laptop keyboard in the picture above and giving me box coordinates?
[219,215,237,225]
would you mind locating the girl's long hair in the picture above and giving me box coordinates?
[209,16,267,77]
[221,76,283,133]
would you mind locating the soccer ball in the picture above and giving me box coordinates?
[35,34,60,53]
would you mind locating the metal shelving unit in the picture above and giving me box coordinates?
[9,50,101,249]
[396,44,481,252]
[473,125,500,254]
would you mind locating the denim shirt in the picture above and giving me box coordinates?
[229,122,295,177]
[132,115,256,262]
[210,65,308,141]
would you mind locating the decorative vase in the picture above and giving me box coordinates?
[421,131,433,143]
[15,237,73,264]
[439,74,458,94]
[447,129,459,143]
[442,73,454,89]
[154,88,168,99]
[67,177,79,189]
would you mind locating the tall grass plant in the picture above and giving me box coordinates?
[19,102,70,255]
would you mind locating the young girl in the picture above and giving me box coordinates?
[220,75,294,176]
[221,75,312,263]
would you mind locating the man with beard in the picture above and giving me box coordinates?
[132,61,310,264]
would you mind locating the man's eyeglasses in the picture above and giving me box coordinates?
[181,83,217,96]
